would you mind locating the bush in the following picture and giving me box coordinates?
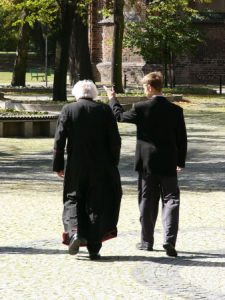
[0,109,48,115]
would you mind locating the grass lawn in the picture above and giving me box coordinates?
[180,95,225,112]
[0,71,54,85]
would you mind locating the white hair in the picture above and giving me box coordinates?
[72,80,98,100]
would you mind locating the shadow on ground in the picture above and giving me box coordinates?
[0,107,224,192]
[1,247,224,269]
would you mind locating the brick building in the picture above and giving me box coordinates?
[89,0,225,85]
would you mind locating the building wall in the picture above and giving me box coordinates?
[174,1,225,84]
[175,20,225,84]
[191,0,225,12]
[95,22,146,84]
[91,0,225,85]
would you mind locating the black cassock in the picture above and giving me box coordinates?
[53,98,122,246]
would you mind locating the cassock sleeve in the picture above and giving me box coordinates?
[106,106,121,166]
[109,97,137,124]
[176,108,187,168]
[53,106,69,172]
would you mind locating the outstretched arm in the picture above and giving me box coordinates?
[53,106,68,174]
[176,109,187,169]
[104,86,138,124]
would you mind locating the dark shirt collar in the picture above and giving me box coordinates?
[150,95,167,102]
[77,97,93,101]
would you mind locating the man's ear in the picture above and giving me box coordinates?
[147,84,152,92]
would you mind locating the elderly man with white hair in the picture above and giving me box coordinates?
[53,80,122,260]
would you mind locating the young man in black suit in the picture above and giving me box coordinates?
[104,72,187,257]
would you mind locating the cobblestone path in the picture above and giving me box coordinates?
[0,100,224,299]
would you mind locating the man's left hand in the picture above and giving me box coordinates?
[103,86,116,100]
[56,170,64,178]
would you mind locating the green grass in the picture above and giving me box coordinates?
[163,85,218,95]
[0,72,13,83]
[0,72,221,97]
[0,71,54,84]
[99,85,219,97]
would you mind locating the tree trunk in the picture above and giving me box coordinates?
[69,7,93,86]
[11,11,30,87]
[111,0,124,93]
[163,41,168,88]
[163,61,168,88]
[172,51,176,88]
[169,50,175,88]
[31,22,45,60]
[53,2,75,101]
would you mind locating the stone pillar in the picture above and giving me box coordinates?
[24,121,33,137]
[0,122,3,137]
[49,120,57,137]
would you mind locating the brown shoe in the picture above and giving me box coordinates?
[136,243,153,251]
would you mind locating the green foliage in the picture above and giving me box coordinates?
[100,7,112,18]
[0,0,92,51]
[124,0,204,63]
[0,6,19,50]
[76,0,92,18]
[15,0,57,27]
[0,0,94,28]
[0,0,57,27]
[0,108,48,115]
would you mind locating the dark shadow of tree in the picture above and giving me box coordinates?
[0,246,68,255]
[0,108,224,192]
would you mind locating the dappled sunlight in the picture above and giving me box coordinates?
[0,97,224,193]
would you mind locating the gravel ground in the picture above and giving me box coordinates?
[0,96,224,300]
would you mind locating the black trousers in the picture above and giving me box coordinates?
[138,172,180,248]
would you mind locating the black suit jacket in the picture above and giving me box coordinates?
[110,96,187,176]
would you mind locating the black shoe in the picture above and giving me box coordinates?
[68,235,81,255]
[136,243,153,251]
[89,253,101,260]
[163,243,177,257]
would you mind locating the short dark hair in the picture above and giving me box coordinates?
[142,72,163,91]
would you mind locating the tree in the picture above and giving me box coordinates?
[53,0,95,101]
[11,9,31,86]
[124,0,203,87]
[111,0,125,93]
[53,0,76,101]
[2,0,94,98]
[69,1,93,86]
[0,1,30,86]
[0,5,18,51]
[1,0,56,86]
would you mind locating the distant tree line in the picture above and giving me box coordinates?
[0,0,209,100]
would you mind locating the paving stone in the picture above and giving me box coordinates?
[0,99,225,299]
